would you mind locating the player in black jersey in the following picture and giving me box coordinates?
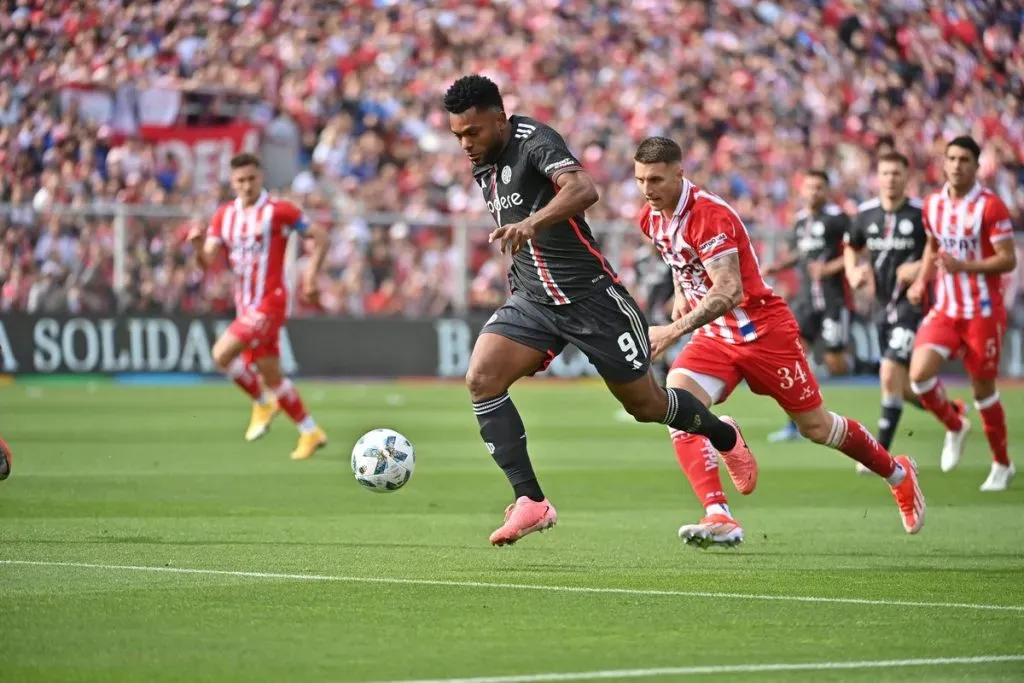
[762,170,853,442]
[444,75,753,546]
[844,152,927,463]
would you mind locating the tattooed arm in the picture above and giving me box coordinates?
[648,253,744,359]
[674,253,744,335]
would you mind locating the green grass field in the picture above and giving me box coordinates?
[1,378,1023,683]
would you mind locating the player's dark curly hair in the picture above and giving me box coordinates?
[443,75,504,114]
[634,137,682,164]
[947,135,981,162]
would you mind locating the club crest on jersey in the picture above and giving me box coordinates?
[898,219,915,235]
[811,221,826,236]
[501,165,512,185]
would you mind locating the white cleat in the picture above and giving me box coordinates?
[678,514,744,549]
[979,462,1015,492]
[940,416,971,472]
[855,462,873,475]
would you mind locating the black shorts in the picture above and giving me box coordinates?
[482,284,651,383]
[793,299,849,352]
[877,303,924,367]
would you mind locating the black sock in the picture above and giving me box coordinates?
[473,392,544,502]
[878,396,904,451]
[662,388,737,452]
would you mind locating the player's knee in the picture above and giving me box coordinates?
[971,378,997,402]
[795,414,832,444]
[465,365,506,402]
[823,353,848,376]
[212,346,236,372]
[624,396,665,424]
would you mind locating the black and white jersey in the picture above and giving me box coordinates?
[845,197,927,309]
[472,115,618,305]
[786,203,851,310]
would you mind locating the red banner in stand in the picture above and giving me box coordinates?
[137,123,261,194]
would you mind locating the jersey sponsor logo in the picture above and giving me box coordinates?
[698,233,727,255]
[939,235,980,254]
[797,235,826,252]
[487,192,524,213]
[501,165,512,184]
[867,236,918,252]
[543,158,577,174]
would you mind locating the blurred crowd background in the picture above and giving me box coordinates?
[1,0,1022,319]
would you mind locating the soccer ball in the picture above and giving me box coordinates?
[350,428,415,492]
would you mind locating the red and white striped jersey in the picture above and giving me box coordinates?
[639,180,790,344]
[206,190,308,314]
[922,182,1014,320]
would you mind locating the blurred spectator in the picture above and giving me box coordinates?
[0,0,1021,318]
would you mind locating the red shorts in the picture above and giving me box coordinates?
[914,309,1005,381]
[670,319,823,414]
[227,304,286,365]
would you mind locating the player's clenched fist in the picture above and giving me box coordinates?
[648,324,682,361]
[489,219,537,254]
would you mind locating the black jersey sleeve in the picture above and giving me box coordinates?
[845,212,868,249]
[525,126,585,182]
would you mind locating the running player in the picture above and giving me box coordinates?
[762,171,853,443]
[445,75,754,546]
[634,137,924,547]
[189,153,329,460]
[908,136,1017,491]
[844,152,928,470]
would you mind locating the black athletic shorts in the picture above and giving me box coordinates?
[482,283,651,383]
[876,301,924,367]
[793,297,850,352]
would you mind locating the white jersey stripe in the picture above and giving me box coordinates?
[254,204,273,307]
[954,197,972,318]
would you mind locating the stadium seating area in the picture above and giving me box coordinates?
[0,0,1022,316]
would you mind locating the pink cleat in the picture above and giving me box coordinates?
[489,496,558,546]
[719,416,758,495]
[678,513,744,549]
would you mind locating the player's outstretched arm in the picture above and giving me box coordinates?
[489,171,599,254]
[301,223,329,303]
[762,252,796,276]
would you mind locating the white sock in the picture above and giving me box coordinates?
[255,393,270,407]
[885,463,906,486]
[706,503,731,517]
[298,416,317,434]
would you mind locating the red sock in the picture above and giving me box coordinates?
[827,413,898,478]
[268,378,310,425]
[670,429,728,507]
[977,394,1011,466]
[913,378,962,431]
[225,358,262,401]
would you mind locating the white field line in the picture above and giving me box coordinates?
[376,655,1024,683]
[2,560,1023,613]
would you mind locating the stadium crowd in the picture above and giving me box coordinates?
[0,0,1022,318]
